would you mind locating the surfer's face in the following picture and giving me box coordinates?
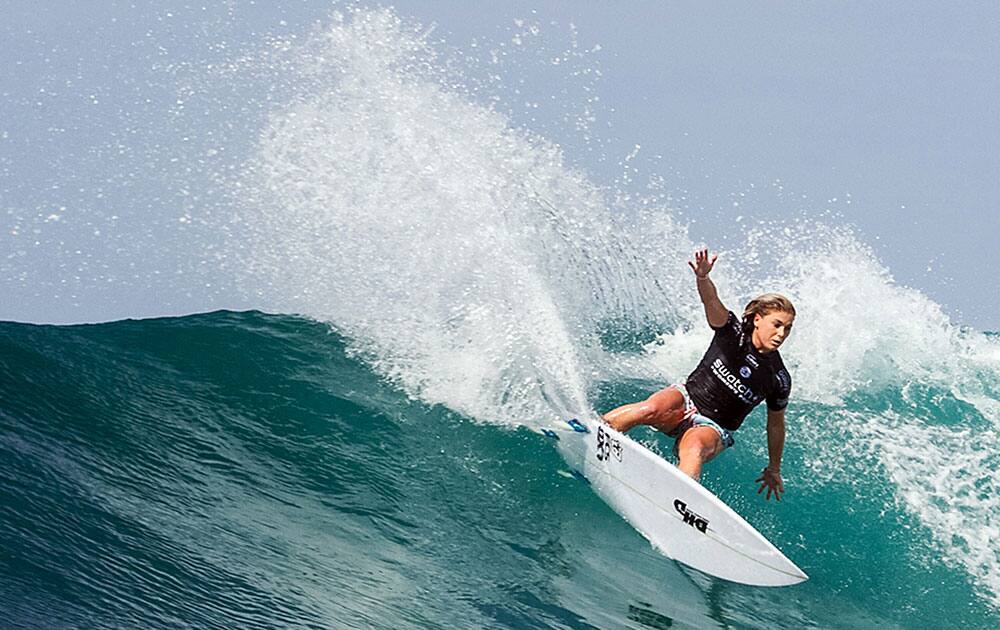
[753,310,794,353]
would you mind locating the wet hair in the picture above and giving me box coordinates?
[740,293,796,339]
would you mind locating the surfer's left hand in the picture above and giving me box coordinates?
[755,467,783,501]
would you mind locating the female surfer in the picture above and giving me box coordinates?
[602,248,794,501]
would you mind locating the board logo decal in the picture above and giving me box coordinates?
[596,426,623,462]
[673,499,709,533]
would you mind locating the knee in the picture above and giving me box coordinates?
[677,443,712,463]
[677,429,721,464]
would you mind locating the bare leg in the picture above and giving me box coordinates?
[675,427,723,480]
[602,386,688,434]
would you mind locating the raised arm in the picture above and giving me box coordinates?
[688,248,729,328]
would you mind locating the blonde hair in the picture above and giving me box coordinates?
[741,293,796,338]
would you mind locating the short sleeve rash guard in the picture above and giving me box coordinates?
[684,311,791,431]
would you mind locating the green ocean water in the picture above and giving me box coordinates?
[2,310,998,629]
[4,6,1000,628]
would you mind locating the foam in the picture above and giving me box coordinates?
[644,222,998,404]
[229,6,1000,608]
[232,8,694,426]
[867,411,1000,608]
[641,223,1000,604]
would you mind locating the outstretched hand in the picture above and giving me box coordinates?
[688,248,718,278]
[755,467,784,501]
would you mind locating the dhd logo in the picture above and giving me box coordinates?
[673,499,709,533]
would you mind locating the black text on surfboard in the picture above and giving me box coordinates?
[673,499,709,533]
[596,426,623,462]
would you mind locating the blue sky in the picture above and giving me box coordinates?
[3,1,998,329]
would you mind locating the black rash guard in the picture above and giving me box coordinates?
[684,311,791,431]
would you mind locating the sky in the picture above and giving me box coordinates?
[2,1,998,329]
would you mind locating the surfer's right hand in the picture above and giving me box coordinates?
[688,248,718,278]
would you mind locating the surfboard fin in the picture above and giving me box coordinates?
[566,418,589,433]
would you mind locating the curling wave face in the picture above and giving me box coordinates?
[223,8,1000,615]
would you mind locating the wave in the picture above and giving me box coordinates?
[217,8,1000,611]
[2,311,997,628]
[3,5,998,627]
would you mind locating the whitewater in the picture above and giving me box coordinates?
[2,6,999,629]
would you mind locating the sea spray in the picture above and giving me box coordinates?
[231,8,692,426]
[644,220,1000,607]
[220,5,1000,612]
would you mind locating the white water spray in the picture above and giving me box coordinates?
[233,8,690,426]
[229,6,1000,607]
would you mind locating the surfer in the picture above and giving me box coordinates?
[602,248,794,500]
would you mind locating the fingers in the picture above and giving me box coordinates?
[757,480,771,501]
[757,481,777,501]
[690,248,715,275]
[691,249,716,264]
[755,471,783,501]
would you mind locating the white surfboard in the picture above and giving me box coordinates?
[548,415,807,587]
